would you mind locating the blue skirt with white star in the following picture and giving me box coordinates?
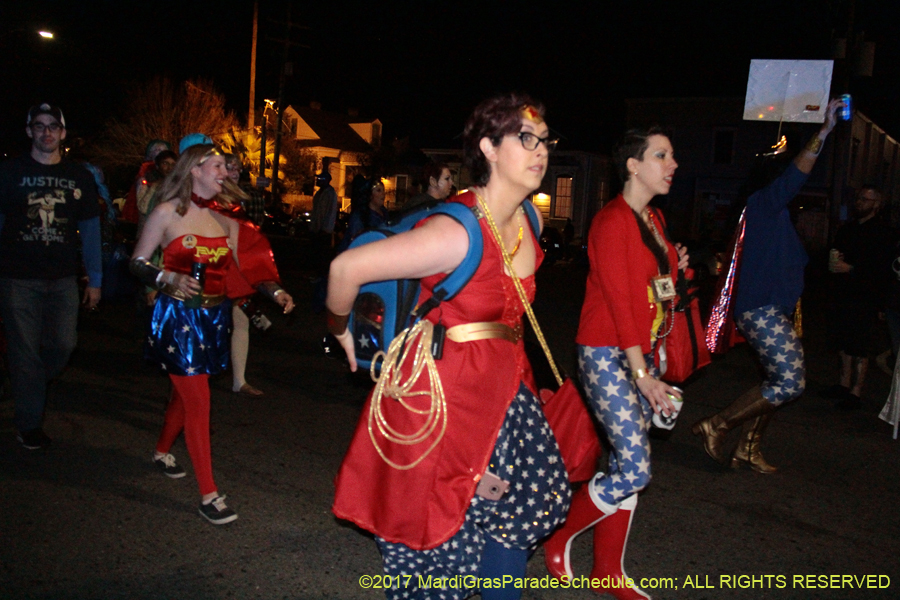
[375,382,571,600]
[145,294,232,376]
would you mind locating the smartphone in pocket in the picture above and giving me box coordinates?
[476,470,510,501]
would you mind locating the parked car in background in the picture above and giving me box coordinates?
[287,211,311,238]
[539,226,565,266]
[262,207,294,236]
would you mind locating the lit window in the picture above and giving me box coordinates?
[554,177,573,219]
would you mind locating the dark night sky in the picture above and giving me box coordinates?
[2,0,898,160]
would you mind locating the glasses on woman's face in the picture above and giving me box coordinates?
[517,131,558,152]
[31,122,63,133]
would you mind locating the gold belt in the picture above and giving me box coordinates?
[445,321,522,343]
[160,285,227,308]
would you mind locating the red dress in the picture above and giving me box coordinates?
[332,192,555,550]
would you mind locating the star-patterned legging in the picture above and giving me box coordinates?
[735,304,806,406]
[577,345,655,506]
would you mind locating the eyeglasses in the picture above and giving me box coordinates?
[517,131,558,152]
[226,164,242,172]
[30,122,63,133]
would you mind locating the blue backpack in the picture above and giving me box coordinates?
[348,200,541,373]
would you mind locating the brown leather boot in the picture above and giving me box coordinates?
[691,387,771,464]
[731,413,777,473]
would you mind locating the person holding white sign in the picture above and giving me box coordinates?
[693,98,843,473]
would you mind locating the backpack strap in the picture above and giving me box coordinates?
[522,200,541,240]
[409,202,484,320]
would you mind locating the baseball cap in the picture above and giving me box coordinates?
[179,133,213,154]
[27,103,66,128]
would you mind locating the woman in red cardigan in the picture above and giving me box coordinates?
[544,128,687,599]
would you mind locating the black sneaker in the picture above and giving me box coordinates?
[17,428,51,450]
[153,453,186,478]
[199,495,238,525]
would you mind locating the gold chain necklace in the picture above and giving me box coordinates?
[475,193,564,386]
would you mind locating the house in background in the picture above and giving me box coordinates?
[416,148,611,241]
[280,102,381,211]
[626,97,900,252]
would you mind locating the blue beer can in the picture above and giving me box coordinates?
[839,94,852,121]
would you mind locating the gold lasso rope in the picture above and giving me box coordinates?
[367,319,448,470]
[476,194,564,387]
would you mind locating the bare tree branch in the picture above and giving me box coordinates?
[91,77,239,169]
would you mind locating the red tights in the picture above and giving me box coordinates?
[155,374,216,496]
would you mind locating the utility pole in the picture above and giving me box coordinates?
[248,0,258,130]
[266,2,308,203]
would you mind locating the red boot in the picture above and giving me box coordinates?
[590,495,651,599]
[544,484,613,581]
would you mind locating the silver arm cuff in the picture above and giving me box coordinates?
[257,281,284,301]
[129,257,165,289]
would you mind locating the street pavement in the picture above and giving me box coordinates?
[2,240,899,600]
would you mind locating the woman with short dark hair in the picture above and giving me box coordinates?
[328,93,570,600]
[544,127,686,600]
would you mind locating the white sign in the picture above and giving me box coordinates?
[743,59,834,123]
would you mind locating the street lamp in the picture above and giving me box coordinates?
[38,31,54,39]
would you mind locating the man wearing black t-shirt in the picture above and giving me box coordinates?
[0,103,102,450]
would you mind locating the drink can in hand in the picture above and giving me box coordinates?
[184,262,207,308]
[652,386,683,430]
[839,94,852,121]
[829,249,840,272]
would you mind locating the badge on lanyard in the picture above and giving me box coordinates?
[651,274,677,303]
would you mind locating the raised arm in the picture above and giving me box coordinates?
[794,98,842,175]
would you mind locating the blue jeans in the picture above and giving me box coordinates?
[0,277,79,432]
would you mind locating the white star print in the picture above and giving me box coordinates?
[627,431,643,448]
[182,324,190,332]
[167,345,175,354]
